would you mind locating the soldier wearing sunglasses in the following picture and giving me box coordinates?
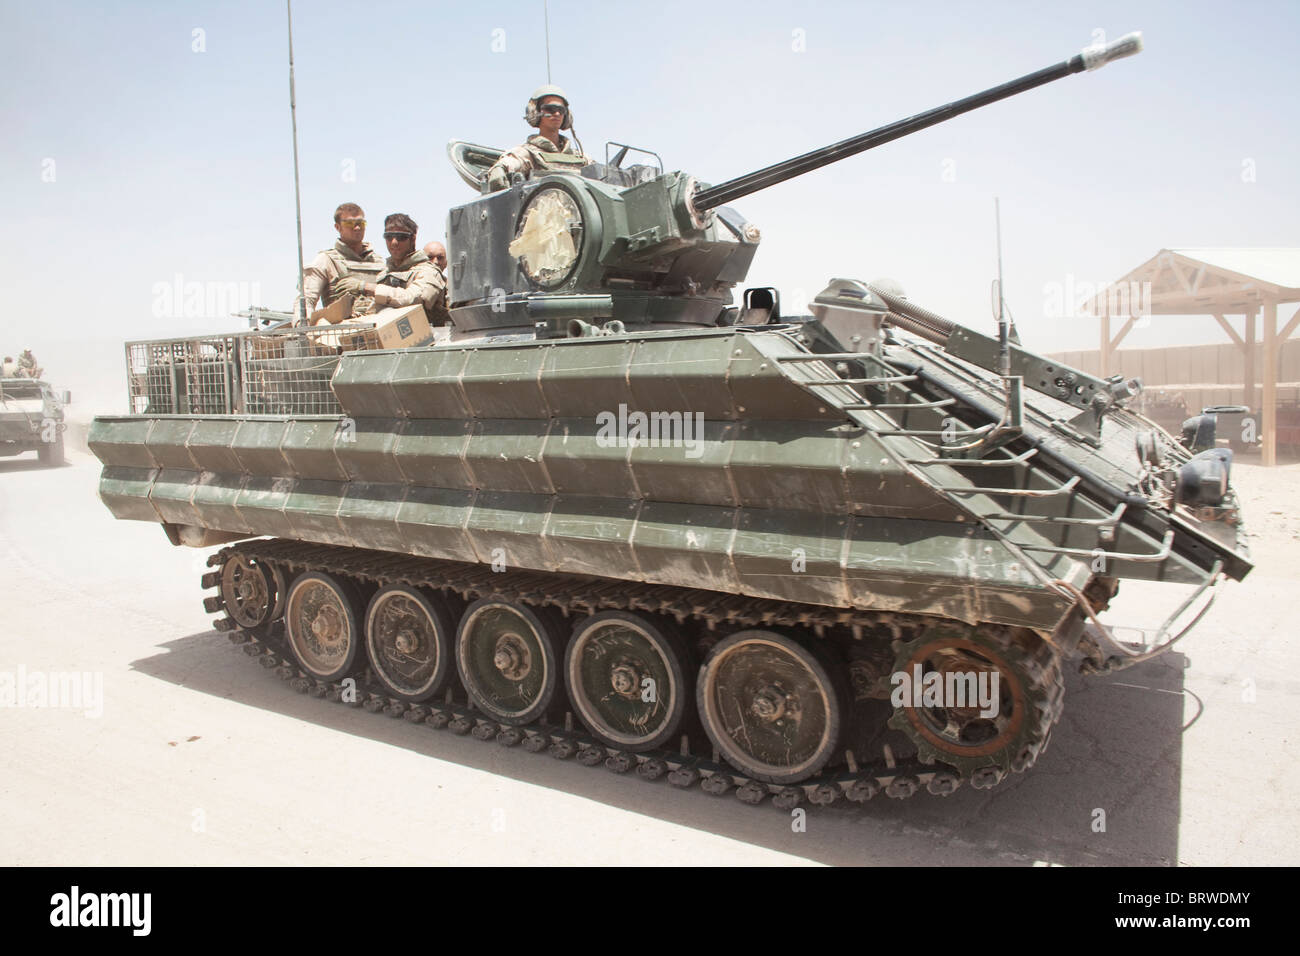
[334,213,450,325]
[300,202,386,322]
[485,85,592,192]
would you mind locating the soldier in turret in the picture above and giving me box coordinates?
[17,349,42,379]
[300,202,385,323]
[335,214,451,326]
[485,86,592,192]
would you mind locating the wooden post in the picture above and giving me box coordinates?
[1244,310,1256,413]
[1262,299,1277,467]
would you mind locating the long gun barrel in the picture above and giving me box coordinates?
[691,32,1143,212]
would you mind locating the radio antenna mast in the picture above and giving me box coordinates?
[287,0,307,325]
[994,196,1009,376]
[544,0,552,82]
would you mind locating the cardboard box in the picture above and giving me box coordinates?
[373,304,434,350]
[246,334,286,360]
[338,328,382,353]
[310,295,354,326]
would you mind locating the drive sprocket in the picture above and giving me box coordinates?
[886,622,1062,779]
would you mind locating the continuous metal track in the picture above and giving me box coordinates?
[203,538,1064,808]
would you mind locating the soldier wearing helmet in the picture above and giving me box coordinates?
[485,86,592,192]
[17,349,42,379]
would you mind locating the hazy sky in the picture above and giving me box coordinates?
[3,0,1297,411]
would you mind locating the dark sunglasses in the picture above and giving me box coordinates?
[539,104,566,115]
[383,231,413,241]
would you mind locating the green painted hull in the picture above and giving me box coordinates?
[91,328,1085,632]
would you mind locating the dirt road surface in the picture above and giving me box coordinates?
[2,441,1296,866]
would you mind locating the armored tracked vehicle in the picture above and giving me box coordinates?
[1,379,69,466]
[88,34,1253,806]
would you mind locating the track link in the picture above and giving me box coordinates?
[206,538,1065,808]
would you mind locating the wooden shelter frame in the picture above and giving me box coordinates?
[1088,249,1300,465]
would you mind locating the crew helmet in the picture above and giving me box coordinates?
[525,85,574,130]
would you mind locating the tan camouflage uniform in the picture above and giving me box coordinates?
[486,134,592,188]
[367,251,451,326]
[302,240,385,319]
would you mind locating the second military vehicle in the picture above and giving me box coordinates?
[1,379,69,467]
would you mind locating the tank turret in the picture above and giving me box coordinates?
[443,154,759,335]
[443,31,1143,339]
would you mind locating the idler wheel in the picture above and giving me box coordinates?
[696,630,847,785]
[284,572,365,682]
[219,553,275,631]
[886,623,1062,776]
[564,611,690,752]
[365,585,458,702]
[456,598,564,726]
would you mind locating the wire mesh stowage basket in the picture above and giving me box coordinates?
[126,323,381,416]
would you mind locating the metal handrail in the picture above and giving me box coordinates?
[1059,560,1224,673]
[827,375,917,385]
[775,351,878,362]
[936,475,1081,498]
[1019,528,1174,563]
[862,397,957,410]
[982,501,1127,528]
[904,447,1038,467]
[873,424,994,439]
[802,373,917,386]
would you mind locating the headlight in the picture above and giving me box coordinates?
[1180,413,1217,453]
[508,186,584,289]
[1175,448,1232,507]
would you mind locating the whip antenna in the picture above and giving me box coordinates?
[544,0,552,83]
[994,196,1009,377]
[287,0,307,325]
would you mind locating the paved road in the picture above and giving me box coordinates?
[1,444,1295,866]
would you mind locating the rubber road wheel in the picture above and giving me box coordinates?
[697,630,847,785]
[457,598,565,726]
[284,572,365,682]
[365,585,457,702]
[565,610,690,751]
